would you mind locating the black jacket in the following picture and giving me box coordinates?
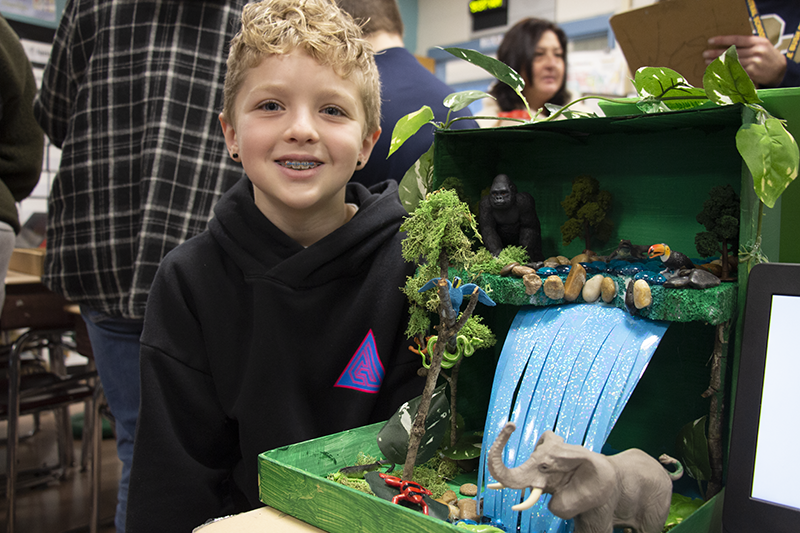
[127,178,424,532]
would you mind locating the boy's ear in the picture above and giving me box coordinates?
[219,112,239,160]
[358,127,382,165]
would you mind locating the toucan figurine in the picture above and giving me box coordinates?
[648,243,695,272]
[418,276,496,316]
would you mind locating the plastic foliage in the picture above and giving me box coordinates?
[663,493,705,531]
[675,415,712,496]
[560,175,613,249]
[377,383,450,467]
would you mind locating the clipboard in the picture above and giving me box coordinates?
[610,0,753,87]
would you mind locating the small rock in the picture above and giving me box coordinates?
[664,275,691,288]
[689,268,721,289]
[440,490,458,504]
[633,279,652,309]
[582,274,603,302]
[543,275,565,300]
[543,258,560,268]
[457,498,480,521]
[601,277,617,303]
[526,261,544,271]
[523,273,542,295]
[499,262,520,277]
[460,483,478,497]
[434,500,460,521]
[625,280,637,315]
[571,253,590,265]
[697,262,722,278]
[556,255,571,265]
[511,264,537,278]
[564,262,586,302]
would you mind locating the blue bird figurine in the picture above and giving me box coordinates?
[418,277,496,316]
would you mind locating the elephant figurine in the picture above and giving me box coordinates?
[487,422,683,533]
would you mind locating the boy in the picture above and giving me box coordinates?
[125,0,425,530]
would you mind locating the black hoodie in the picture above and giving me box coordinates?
[127,177,425,532]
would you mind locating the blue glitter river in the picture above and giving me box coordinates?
[476,303,669,533]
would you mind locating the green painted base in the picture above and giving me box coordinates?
[259,422,722,533]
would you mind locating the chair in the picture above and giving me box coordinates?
[1,328,100,533]
[1,278,104,533]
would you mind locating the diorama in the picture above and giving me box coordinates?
[258,48,798,533]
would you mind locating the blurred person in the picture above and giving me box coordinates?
[703,1,799,88]
[33,0,246,530]
[0,15,42,308]
[478,17,571,128]
[335,0,478,187]
[125,0,424,529]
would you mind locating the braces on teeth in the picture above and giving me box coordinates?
[283,161,318,170]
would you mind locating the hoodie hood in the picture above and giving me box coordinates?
[208,177,408,288]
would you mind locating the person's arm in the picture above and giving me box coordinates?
[702,34,787,87]
[126,260,239,533]
[32,0,93,147]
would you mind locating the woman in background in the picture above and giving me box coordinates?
[478,18,571,127]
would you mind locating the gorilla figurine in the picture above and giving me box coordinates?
[479,174,544,262]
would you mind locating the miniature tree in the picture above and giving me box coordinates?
[397,188,495,480]
[695,184,740,279]
[560,175,613,252]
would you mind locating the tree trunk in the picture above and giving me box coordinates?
[702,321,729,499]
[720,238,729,279]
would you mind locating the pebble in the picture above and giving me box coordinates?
[582,274,603,302]
[633,279,652,309]
[689,268,721,289]
[441,489,458,504]
[564,262,586,302]
[543,275,565,300]
[458,498,480,521]
[601,277,617,303]
[511,264,537,278]
[500,262,520,277]
[556,255,571,265]
[460,483,478,497]
[523,273,542,295]
[625,280,637,315]
[571,253,591,265]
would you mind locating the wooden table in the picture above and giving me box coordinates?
[195,506,324,532]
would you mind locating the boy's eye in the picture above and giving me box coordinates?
[321,106,345,117]
[260,101,282,112]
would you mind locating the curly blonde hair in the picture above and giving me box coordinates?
[222,0,381,135]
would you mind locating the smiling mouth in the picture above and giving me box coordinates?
[279,160,321,171]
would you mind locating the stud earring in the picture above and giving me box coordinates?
[231,152,239,160]
[356,160,363,167]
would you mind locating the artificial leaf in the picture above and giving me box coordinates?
[377,383,450,466]
[703,46,761,106]
[440,430,483,461]
[675,416,712,481]
[736,118,799,208]
[444,90,493,114]
[389,105,434,158]
[398,143,435,213]
[632,67,707,110]
[442,47,526,97]
[664,493,705,529]
[364,471,451,521]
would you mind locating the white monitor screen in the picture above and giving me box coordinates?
[751,294,800,510]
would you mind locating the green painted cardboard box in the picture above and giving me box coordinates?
[258,88,800,533]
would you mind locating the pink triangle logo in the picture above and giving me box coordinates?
[334,329,385,393]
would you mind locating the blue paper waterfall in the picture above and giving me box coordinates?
[477,304,669,533]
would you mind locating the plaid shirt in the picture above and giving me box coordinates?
[34,0,246,319]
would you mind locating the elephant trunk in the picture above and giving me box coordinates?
[486,422,545,511]
[487,422,518,489]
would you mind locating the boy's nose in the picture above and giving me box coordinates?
[285,109,320,143]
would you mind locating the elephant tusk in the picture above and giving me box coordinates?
[512,487,543,511]
[487,482,505,490]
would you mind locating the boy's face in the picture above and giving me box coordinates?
[220,50,380,222]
